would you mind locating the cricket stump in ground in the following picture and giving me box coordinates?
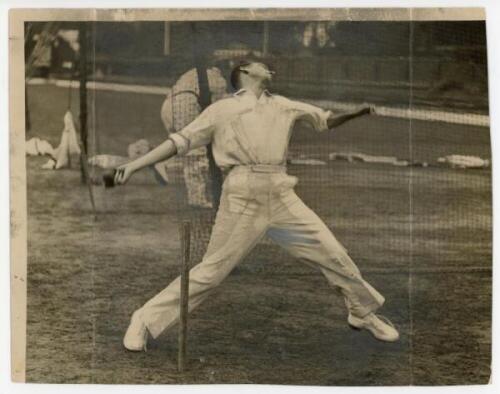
[178,221,191,372]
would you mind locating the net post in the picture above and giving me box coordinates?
[178,221,191,372]
[78,22,88,183]
[77,22,97,220]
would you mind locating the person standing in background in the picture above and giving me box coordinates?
[160,61,228,208]
[160,23,231,209]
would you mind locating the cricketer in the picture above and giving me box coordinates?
[114,60,400,352]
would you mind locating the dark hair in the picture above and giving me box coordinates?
[230,61,251,90]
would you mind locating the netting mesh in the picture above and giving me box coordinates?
[23,19,492,385]
[25,20,491,273]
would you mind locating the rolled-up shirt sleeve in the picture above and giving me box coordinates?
[289,100,332,132]
[168,106,216,155]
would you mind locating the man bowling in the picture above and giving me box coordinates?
[114,61,400,353]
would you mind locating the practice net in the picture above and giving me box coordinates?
[25,20,491,276]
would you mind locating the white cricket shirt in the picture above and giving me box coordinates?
[169,89,332,170]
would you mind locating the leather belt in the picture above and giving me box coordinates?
[232,164,286,173]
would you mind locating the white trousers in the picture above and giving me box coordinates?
[140,166,385,338]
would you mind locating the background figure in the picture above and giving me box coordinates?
[29,29,53,78]
[160,64,228,208]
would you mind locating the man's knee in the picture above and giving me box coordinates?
[189,260,229,288]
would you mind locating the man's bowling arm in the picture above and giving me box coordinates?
[326,106,373,129]
[114,139,178,185]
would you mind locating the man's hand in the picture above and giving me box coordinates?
[114,163,136,186]
[104,138,178,188]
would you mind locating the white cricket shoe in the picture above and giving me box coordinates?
[348,312,400,342]
[123,310,149,352]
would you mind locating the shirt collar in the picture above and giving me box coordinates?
[233,88,273,97]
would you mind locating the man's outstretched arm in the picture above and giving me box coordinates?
[115,103,216,185]
[114,139,178,185]
[289,98,374,132]
[326,106,373,129]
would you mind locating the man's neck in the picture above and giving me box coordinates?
[241,81,266,99]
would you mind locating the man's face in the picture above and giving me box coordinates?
[240,62,274,84]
